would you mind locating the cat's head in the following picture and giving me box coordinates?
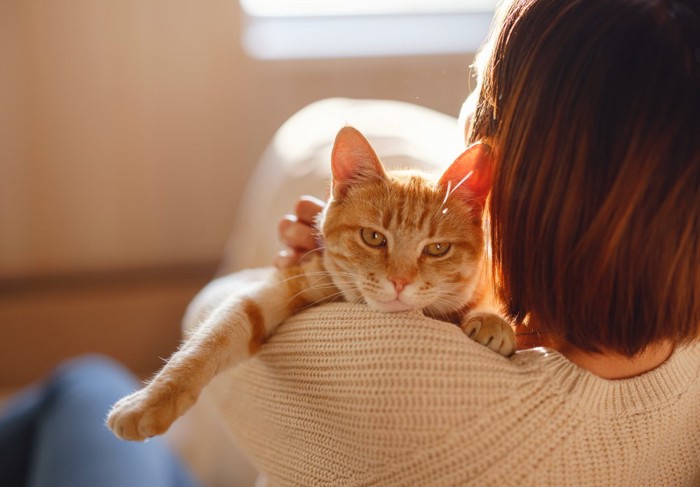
[319,126,494,316]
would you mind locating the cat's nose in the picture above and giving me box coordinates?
[390,277,411,293]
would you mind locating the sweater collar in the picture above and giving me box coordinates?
[514,344,700,417]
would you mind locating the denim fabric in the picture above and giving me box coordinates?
[0,355,199,487]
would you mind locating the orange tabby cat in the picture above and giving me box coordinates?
[107,127,514,442]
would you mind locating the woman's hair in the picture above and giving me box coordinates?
[469,0,700,356]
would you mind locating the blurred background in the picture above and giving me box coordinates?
[0,0,493,397]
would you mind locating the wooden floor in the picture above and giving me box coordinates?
[0,263,218,389]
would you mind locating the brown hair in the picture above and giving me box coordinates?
[469,0,700,355]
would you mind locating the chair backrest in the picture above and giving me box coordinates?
[219,98,462,274]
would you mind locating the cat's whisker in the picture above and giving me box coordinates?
[294,290,350,311]
[325,271,364,279]
[440,180,453,211]
[272,270,360,289]
[428,306,451,323]
[439,170,474,213]
[432,298,466,316]
[274,277,345,301]
[428,293,463,307]
[301,282,354,295]
[432,292,465,304]
[273,273,322,287]
[296,270,358,278]
[297,246,326,263]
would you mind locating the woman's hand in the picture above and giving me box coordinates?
[274,195,325,269]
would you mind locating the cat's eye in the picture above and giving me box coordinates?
[360,227,387,247]
[423,242,451,257]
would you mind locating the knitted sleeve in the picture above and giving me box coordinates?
[202,303,530,486]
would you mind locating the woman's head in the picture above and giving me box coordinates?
[468,0,700,355]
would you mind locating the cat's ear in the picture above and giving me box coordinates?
[330,126,387,200]
[439,142,494,209]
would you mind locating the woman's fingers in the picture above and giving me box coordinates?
[278,216,318,251]
[275,196,326,269]
[295,195,325,224]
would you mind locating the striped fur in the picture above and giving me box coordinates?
[107,127,514,442]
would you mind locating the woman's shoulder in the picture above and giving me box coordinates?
[264,303,549,405]
[212,303,700,486]
[271,303,700,413]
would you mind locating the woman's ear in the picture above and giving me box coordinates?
[330,126,387,200]
[438,142,495,210]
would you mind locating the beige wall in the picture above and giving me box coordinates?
[0,0,475,280]
[0,1,477,385]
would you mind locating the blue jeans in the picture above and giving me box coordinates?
[0,355,199,487]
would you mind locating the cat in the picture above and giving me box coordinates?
[107,126,515,442]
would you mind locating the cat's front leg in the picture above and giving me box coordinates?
[107,368,199,441]
[461,311,516,357]
[108,293,257,441]
[108,256,337,442]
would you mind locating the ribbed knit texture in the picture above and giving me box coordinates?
[206,303,700,486]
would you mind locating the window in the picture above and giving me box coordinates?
[240,0,497,17]
[239,1,496,60]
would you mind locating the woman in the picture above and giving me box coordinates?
[191,0,700,484]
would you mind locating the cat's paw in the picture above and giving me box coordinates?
[461,312,516,357]
[106,383,196,441]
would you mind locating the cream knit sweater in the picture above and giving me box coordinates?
[201,303,700,487]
